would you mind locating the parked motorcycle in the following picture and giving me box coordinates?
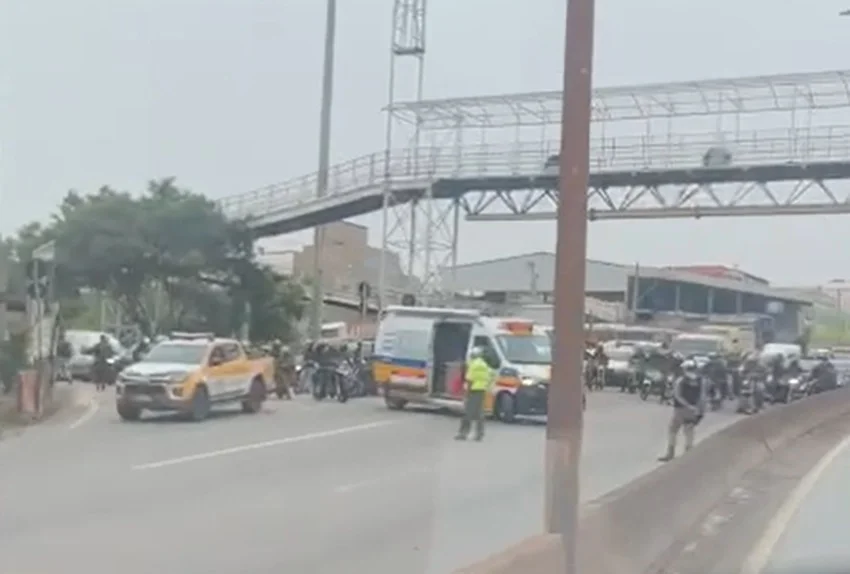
[736,375,763,414]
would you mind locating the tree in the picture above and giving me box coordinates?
[7,179,304,341]
[242,269,305,343]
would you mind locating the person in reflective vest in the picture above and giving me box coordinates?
[455,347,494,442]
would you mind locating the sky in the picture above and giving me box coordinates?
[2,0,850,286]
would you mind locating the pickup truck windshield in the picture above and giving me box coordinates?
[142,343,208,364]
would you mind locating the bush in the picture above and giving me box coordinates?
[0,333,29,394]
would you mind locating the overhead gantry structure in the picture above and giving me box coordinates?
[218,69,850,301]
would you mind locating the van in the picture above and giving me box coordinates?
[373,306,552,422]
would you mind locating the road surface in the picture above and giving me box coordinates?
[762,434,850,574]
[0,389,739,573]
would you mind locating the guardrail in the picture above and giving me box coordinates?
[219,125,850,222]
[456,387,850,573]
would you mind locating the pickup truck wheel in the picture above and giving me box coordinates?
[117,404,141,421]
[242,378,266,413]
[384,389,407,410]
[189,386,211,421]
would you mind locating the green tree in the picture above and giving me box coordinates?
[8,179,304,341]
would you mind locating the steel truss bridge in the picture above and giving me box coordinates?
[218,69,850,299]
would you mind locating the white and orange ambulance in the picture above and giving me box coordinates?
[372,306,552,422]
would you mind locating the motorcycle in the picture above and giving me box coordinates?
[708,378,725,411]
[337,360,365,399]
[639,369,660,401]
[311,364,349,403]
[789,373,818,401]
[295,361,317,395]
[639,369,669,403]
[583,360,605,391]
[736,374,763,414]
[770,375,793,404]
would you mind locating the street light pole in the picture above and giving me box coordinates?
[547,0,595,571]
[309,0,338,340]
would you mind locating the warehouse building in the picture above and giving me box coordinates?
[440,252,812,341]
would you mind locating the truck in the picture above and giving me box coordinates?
[115,332,275,422]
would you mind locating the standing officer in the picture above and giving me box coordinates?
[658,359,705,461]
[455,346,494,442]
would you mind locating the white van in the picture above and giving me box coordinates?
[373,306,552,422]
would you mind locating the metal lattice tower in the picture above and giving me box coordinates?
[380,0,452,307]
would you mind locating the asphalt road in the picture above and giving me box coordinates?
[762,435,850,574]
[0,388,739,574]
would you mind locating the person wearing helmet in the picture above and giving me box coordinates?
[455,346,495,441]
[703,352,729,402]
[658,358,706,462]
[811,351,837,394]
[271,340,293,400]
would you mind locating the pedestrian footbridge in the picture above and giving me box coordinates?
[217,125,850,236]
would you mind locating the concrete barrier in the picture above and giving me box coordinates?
[457,388,850,573]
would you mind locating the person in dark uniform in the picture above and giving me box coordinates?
[658,359,705,461]
[87,334,115,392]
[271,340,293,400]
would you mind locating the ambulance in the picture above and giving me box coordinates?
[372,306,552,422]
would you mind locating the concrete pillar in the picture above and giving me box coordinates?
[674,283,681,313]
[707,288,715,316]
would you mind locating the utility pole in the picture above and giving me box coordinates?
[547,0,595,572]
[308,0,338,339]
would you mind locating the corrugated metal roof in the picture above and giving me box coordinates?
[635,267,812,304]
[665,264,769,285]
[440,252,630,294]
[440,253,812,305]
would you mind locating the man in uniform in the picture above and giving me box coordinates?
[88,334,115,392]
[658,359,705,461]
[271,340,293,400]
[455,346,494,442]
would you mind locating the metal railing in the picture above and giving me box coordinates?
[219,125,850,222]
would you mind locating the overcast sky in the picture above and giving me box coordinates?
[3,0,850,286]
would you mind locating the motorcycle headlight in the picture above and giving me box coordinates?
[521,377,536,386]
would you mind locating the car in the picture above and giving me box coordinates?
[542,154,560,176]
[63,330,130,382]
[114,333,275,422]
[702,146,733,168]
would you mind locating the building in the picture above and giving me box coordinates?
[292,221,408,297]
[441,252,812,341]
[664,265,769,286]
[256,249,296,277]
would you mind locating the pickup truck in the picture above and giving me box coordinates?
[115,335,275,422]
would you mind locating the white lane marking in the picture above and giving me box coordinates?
[68,398,100,430]
[334,466,430,494]
[740,432,850,574]
[132,420,398,471]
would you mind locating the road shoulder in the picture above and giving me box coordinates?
[653,413,850,574]
[0,381,99,439]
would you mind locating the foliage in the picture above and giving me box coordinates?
[3,179,304,342]
[0,333,29,393]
